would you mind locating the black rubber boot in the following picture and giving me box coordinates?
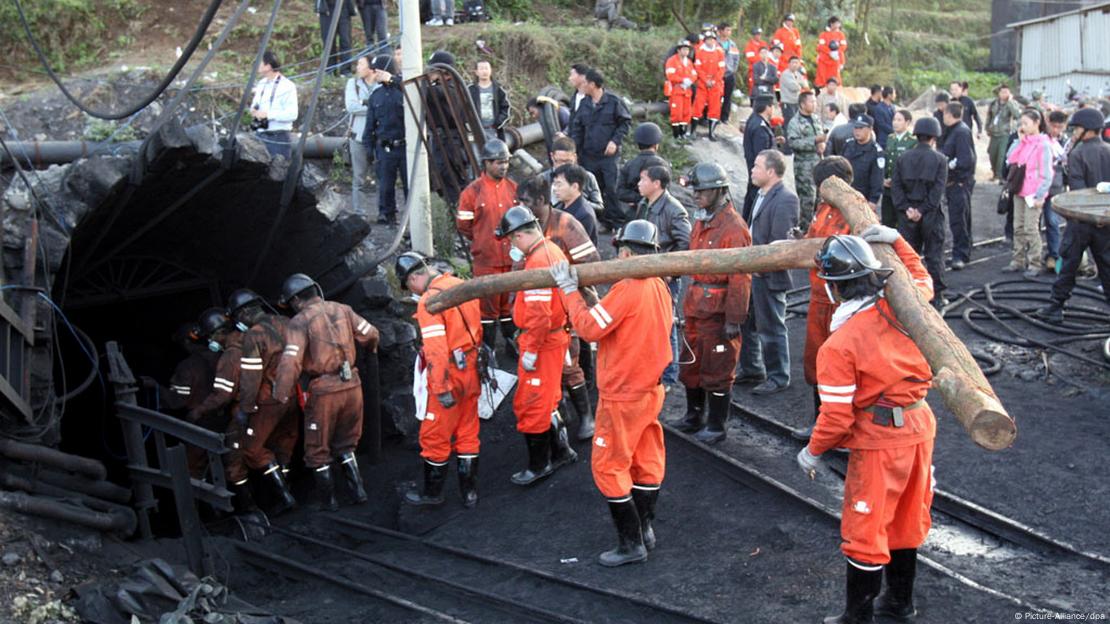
[569,383,595,441]
[823,559,883,624]
[263,463,297,515]
[874,549,918,621]
[693,390,730,444]
[1037,300,1065,324]
[631,486,659,551]
[599,498,648,567]
[708,119,719,141]
[500,319,519,360]
[457,455,479,508]
[511,433,553,486]
[312,465,339,512]
[231,480,259,514]
[671,387,705,432]
[549,411,579,470]
[338,451,368,504]
[405,460,447,505]
[688,118,700,139]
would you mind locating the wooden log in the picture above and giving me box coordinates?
[425,238,827,314]
[819,176,1016,451]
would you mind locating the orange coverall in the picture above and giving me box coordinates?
[678,204,752,393]
[457,173,518,323]
[664,52,697,125]
[543,207,600,388]
[815,29,847,88]
[772,26,802,72]
[273,299,379,468]
[693,43,726,122]
[237,315,300,473]
[415,273,483,463]
[803,203,851,385]
[742,37,770,92]
[512,238,571,435]
[189,332,246,481]
[566,276,673,499]
[808,237,936,566]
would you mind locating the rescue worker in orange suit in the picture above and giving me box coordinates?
[495,206,578,485]
[742,26,769,95]
[457,138,518,358]
[396,252,483,508]
[273,273,379,511]
[549,220,672,567]
[798,157,855,442]
[816,16,847,90]
[670,162,752,444]
[187,308,252,513]
[772,14,802,73]
[141,323,217,412]
[517,175,601,441]
[692,30,727,141]
[798,230,937,624]
[664,39,697,141]
[226,289,299,515]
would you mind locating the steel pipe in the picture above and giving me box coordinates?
[0,438,107,480]
[0,490,135,533]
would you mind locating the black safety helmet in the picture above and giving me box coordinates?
[394,251,429,289]
[815,235,885,282]
[495,204,540,239]
[428,50,456,67]
[784,13,796,22]
[227,288,263,315]
[751,26,763,35]
[369,53,396,74]
[829,39,840,51]
[685,162,730,191]
[633,122,663,146]
[912,117,942,138]
[172,322,202,345]
[480,138,511,162]
[614,219,660,251]
[1068,107,1105,131]
[278,273,322,306]
[197,307,231,338]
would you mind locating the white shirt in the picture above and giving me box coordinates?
[251,75,298,132]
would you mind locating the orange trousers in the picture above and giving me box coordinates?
[420,389,480,463]
[693,83,724,121]
[591,386,667,499]
[514,345,567,434]
[840,440,935,565]
[474,265,513,321]
[669,92,693,124]
[303,385,363,468]
[803,300,836,386]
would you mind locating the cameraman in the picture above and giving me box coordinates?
[250,51,299,159]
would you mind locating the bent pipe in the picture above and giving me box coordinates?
[0,490,135,534]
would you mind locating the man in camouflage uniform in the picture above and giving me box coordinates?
[986,84,1023,181]
[786,91,827,231]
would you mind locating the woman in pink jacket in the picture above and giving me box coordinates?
[1005,109,1056,277]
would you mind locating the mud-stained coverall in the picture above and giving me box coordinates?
[803,202,851,385]
[162,350,217,475]
[678,204,752,393]
[415,273,483,464]
[693,44,726,122]
[457,173,518,323]
[273,300,379,468]
[187,333,246,479]
[512,238,571,434]
[542,207,601,389]
[566,276,672,499]
[237,315,300,473]
[808,237,936,566]
[664,53,697,125]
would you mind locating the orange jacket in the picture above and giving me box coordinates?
[743,37,769,81]
[543,208,600,265]
[416,273,483,397]
[238,315,290,412]
[805,202,852,306]
[664,53,697,97]
[816,29,847,86]
[809,238,936,455]
[694,44,726,88]
[513,238,571,355]
[273,299,379,398]
[457,173,518,271]
[566,277,673,401]
[683,204,752,325]
[772,26,802,67]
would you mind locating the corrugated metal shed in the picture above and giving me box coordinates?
[1010,2,1110,105]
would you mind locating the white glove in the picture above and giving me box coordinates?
[861,224,899,245]
[549,260,579,295]
[521,351,538,372]
[797,447,822,479]
[681,78,692,89]
[829,50,840,60]
[948,158,958,170]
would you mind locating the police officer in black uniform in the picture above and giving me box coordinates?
[570,68,633,231]
[363,53,407,226]
[891,117,949,308]
[1039,108,1110,322]
[616,122,670,222]
[941,101,977,270]
[842,113,885,208]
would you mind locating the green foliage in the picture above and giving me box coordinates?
[430,193,463,266]
[330,147,352,185]
[484,0,538,21]
[0,0,141,71]
[82,116,139,141]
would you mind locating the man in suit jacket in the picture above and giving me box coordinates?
[742,101,776,222]
[737,150,800,395]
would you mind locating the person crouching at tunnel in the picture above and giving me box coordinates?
[550,220,672,567]
[395,252,483,507]
[797,231,937,623]
[188,308,252,514]
[495,206,578,486]
[226,289,300,515]
[273,273,380,511]
[668,162,752,444]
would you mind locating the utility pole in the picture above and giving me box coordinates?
[400,1,434,255]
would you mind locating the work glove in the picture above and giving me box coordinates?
[724,322,742,340]
[437,391,456,408]
[829,50,840,60]
[233,409,249,427]
[521,351,538,372]
[861,224,899,245]
[948,158,958,170]
[681,78,692,89]
[549,261,579,295]
[796,447,823,479]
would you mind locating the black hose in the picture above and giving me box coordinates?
[12,0,225,120]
